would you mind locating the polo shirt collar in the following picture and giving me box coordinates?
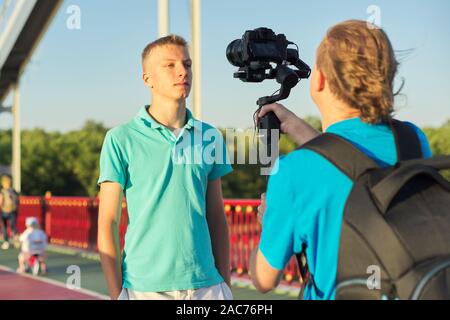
[184,108,196,130]
[137,105,163,129]
[137,105,199,131]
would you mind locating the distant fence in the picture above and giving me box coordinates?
[12,196,300,283]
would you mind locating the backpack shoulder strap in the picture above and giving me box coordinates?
[295,133,379,298]
[299,133,379,181]
[390,119,423,161]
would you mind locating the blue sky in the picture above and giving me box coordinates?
[0,0,449,131]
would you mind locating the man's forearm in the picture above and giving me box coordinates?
[249,248,257,278]
[249,248,262,291]
[209,215,231,286]
[249,247,282,293]
[98,222,122,299]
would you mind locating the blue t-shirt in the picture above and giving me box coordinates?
[258,118,432,300]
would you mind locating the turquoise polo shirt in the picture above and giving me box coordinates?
[98,105,233,292]
[258,118,432,300]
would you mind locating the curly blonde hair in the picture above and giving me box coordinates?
[317,20,399,124]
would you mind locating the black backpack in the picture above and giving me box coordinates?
[296,119,450,300]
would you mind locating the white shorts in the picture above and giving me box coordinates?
[117,282,233,300]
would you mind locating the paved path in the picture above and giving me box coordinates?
[0,245,297,300]
[0,266,103,300]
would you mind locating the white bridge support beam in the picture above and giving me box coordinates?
[12,80,20,192]
[191,0,201,119]
[158,0,169,37]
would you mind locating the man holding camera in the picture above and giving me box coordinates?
[249,20,432,299]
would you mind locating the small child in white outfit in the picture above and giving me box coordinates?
[17,217,48,274]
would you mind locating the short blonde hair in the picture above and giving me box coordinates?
[317,20,399,124]
[141,34,188,68]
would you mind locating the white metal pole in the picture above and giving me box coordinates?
[12,80,21,192]
[191,0,201,119]
[158,0,169,37]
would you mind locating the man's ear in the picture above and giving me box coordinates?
[142,72,153,89]
[315,67,326,92]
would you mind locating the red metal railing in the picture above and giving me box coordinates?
[13,196,299,283]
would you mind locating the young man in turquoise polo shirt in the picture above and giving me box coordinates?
[249,20,432,299]
[97,35,233,300]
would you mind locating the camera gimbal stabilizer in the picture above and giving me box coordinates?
[227,27,311,164]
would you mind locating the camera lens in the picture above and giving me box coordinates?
[226,39,245,67]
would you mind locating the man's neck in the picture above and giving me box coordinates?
[148,97,187,131]
[320,101,361,132]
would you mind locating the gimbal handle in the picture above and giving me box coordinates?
[257,67,297,159]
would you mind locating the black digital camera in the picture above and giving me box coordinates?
[226,28,311,159]
[226,27,310,85]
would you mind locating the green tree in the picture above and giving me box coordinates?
[58,121,108,196]
[0,129,11,165]
[0,117,448,198]
[220,129,300,199]
[303,116,322,132]
[423,120,450,180]
[21,129,82,195]
[1,121,107,196]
